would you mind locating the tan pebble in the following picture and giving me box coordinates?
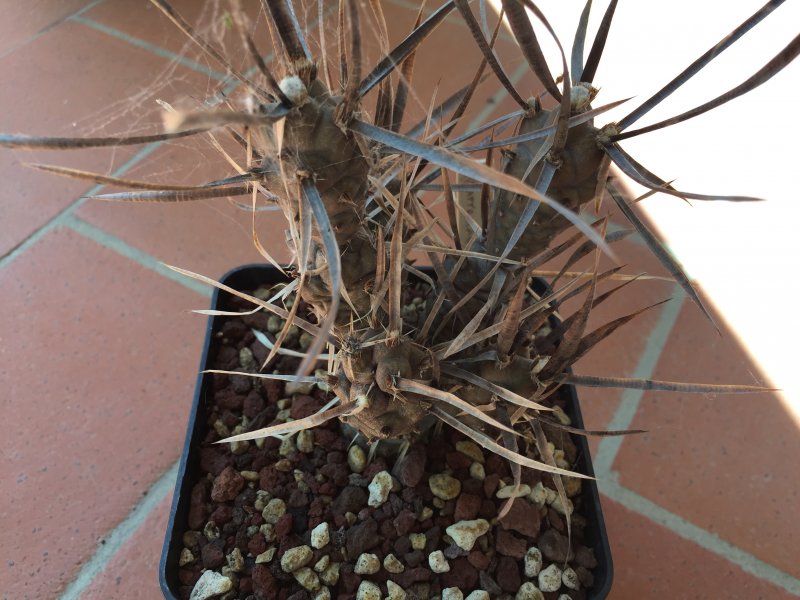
[428,550,450,573]
[455,441,484,463]
[347,445,367,473]
[281,545,313,573]
[294,567,321,592]
[386,580,407,600]
[429,473,461,500]
[354,553,380,575]
[319,562,341,586]
[469,462,486,481]
[314,554,330,572]
[255,547,276,564]
[496,484,531,499]
[178,548,194,566]
[384,553,405,574]
[409,533,426,550]
[355,580,381,600]
[297,430,314,453]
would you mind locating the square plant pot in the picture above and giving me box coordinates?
[160,264,613,599]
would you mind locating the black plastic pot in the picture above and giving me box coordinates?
[160,264,613,598]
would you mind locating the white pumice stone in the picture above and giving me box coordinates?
[189,570,232,600]
[368,470,393,507]
[319,562,341,586]
[562,567,580,590]
[515,582,544,600]
[386,580,407,600]
[314,555,330,573]
[529,482,548,507]
[384,553,405,573]
[255,548,276,564]
[538,564,563,593]
[179,548,194,567]
[310,522,330,549]
[446,519,490,551]
[354,553,380,575]
[428,550,450,573]
[464,592,490,600]
[281,545,313,573]
[355,580,382,600]
[294,567,321,592]
[314,586,331,600]
[524,547,543,577]
[442,587,464,600]
[409,533,427,550]
[262,498,287,524]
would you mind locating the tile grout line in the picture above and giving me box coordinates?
[600,480,800,595]
[592,282,685,477]
[0,140,167,269]
[0,0,107,60]
[57,461,180,600]
[70,15,228,82]
[64,214,213,298]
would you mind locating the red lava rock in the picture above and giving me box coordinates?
[483,473,501,498]
[498,498,541,539]
[467,550,490,571]
[248,532,267,556]
[291,394,323,419]
[275,513,294,538]
[485,453,509,478]
[320,462,349,487]
[495,528,527,559]
[538,527,574,562]
[404,549,424,567]
[575,544,598,569]
[252,564,279,599]
[209,504,233,526]
[200,541,226,569]
[362,457,389,480]
[461,479,483,496]
[217,389,244,410]
[395,444,427,487]
[446,451,472,471]
[393,566,433,588]
[576,565,595,588]
[178,567,200,586]
[345,518,380,556]
[239,576,253,595]
[380,518,395,539]
[454,493,482,521]
[259,464,289,494]
[340,567,361,593]
[332,486,368,514]
[261,378,284,403]
[243,390,265,418]
[393,509,417,536]
[211,466,245,502]
[495,555,521,593]
[188,482,209,530]
[548,506,566,533]
[478,498,496,520]
[199,447,232,477]
[442,557,478,590]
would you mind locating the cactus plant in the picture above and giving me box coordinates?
[2,0,792,497]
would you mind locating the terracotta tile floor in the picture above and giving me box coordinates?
[1,2,798,599]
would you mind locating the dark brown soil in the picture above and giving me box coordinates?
[176,287,599,600]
